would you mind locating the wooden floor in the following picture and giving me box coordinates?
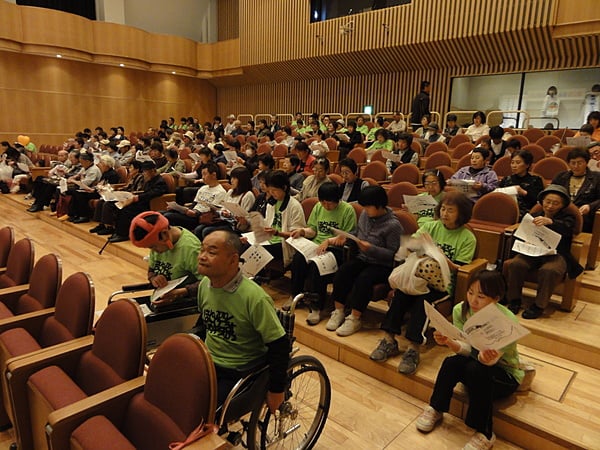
[2,192,600,449]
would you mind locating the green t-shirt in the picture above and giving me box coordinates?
[367,140,394,152]
[148,228,203,286]
[197,274,285,369]
[268,200,284,244]
[453,303,524,384]
[307,201,356,244]
[356,125,369,136]
[416,192,443,227]
[365,126,381,142]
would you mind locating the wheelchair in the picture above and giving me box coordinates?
[216,293,332,450]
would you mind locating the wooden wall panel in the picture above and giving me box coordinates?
[0,52,217,145]
[218,0,240,41]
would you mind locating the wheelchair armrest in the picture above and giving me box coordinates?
[217,365,269,428]
[46,377,145,450]
[121,282,153,292]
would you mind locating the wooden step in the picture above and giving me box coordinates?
[269,297,600,450]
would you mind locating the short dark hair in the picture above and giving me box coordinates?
[422,169,447,190]
[288,154,300,168]
[447,114,457,122]
[489,126,504,140]
[258,153,275,169]
[507,139,521,150]
[397,132,413,146]
[581,124,594,134]
[266,170,290,192]
[166,148,178,159]
[203,161,219,176]
[587,111,600,124]
[421,80,430,90]
[461,270,506,318]
[338,158,358,174]
[318,182,341,202]
[511,149,533,168]
[472,147,490,160]
[375,128,389,140]
[314,158,330,172]
[567,147,590,163]
[347,120,357,129]
[230,166,253,196]
[472,111,486,124]
[434,191,473,227]
[295,142,309,153]
[358,185,388,208]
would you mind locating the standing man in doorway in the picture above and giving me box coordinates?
[411,81,431,131]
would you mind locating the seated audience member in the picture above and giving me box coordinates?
[387,132,419,174]
[295,158,331,202]
[325,186,403,337]
[463,111,490,143]
[371,191,476,374]
[407,169,446,227]
[497,150,544,220]
[58,151,102,218]
[105,160,169,243]
[506,184,584,319]
[338,158,369,203]
[89,160,145,235]
[238,141,259,174]
[365,117,385,144]
[195,229,289,410]
[164,162,227,232]
[551,147,600,233]
[129,211,203,308]
[279,126,295,148]
[387,112,407,135]
[27,150,81,212]
[337,120,364,160]
[588,145,600,172]
[415,270,524,450]
[282,154,305,192]
[195,166,255,239]
[574,111,600,141]
[176,147,213,204]
[246,170,271,220]
[423,122,445,144]
[115,140,134,166]
[356,115,370,136]
[210,143,228,165]
[224,114,236,135]
[413,114,431,139]
[262,170,306,267]
[149,142,167,168]
[157,148,185,174]
[295,142,316,175]
[443,114,460,143]
[366,128,394,160]
[69,155,121,223]
[289,182,357,325]
[251,153,275,192]
[0,144,32,193]
[505,138,521,158]
[270,115,281,133]
[308,130,329,158]
[449,148,498,202]
[489,125,508,164]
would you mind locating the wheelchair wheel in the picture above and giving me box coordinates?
[246,355,331,450]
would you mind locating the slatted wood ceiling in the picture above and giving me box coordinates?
[216,0,600,117]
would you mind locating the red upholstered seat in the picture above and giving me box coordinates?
[0,238,34,290]
[0,327,42,357]
[71,416,136,450]
[28,366,88,410]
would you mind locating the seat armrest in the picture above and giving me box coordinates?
[0,284,30,298]
[0,307,55,336]
[504,223,519,233]
[46,377,145,450]
[6,336,94,450]
[0,267,6,274]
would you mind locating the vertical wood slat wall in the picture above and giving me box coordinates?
[217,0,599,117]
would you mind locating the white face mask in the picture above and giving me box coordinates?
[245,149,254,157]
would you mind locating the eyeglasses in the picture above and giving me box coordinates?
[424,181,439,186]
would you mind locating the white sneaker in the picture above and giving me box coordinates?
[335,315,362,336]
[415,406,442,433]
[306,309,324,326]
[463,432,496,450]
[325,309,345,331]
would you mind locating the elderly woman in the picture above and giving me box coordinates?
[505,185,583,319]
[449,147,498,202]
[325,186,403,337]
[294,158,332,202]
[69,154,120,223]
[498,149,544,220]
[371,191,476,375]
[551,147,600,233]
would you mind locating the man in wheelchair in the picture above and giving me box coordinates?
[129,211,203,311]
[195,229,290,414]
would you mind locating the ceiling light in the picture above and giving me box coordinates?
[56,54,62,58]
[119,63,125,67]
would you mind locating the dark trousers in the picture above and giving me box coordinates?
[330,258,392,313]
[32,178,59,207]
[163,210,200,231]
[429,355,519,439]
[381,289,447,344]
[113,202,151,236]
[71,190,99,218]
[505,254,566,308]
[175,185,201,205]
[92,199,117,225]
[290,249,343,309]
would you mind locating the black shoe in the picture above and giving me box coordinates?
[89,224,106,233]
[522,304,544,320]
[72,217,90,224]
[27,203,43,213]
[507,300,521,315]
[97,227,115,236]
[108,234,129,243]
[68,216,77,222]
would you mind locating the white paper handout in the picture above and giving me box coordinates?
[331,228,359,243]
[188,153,201,163]
[248,211,271,244]
[222,201,249,219]
[166,201,188,214]
[512,213,560,256]
[336,133,350,142]
[99,189,134,203]
[493,186,519,202]
[403,194,439,213]
[240,244,274,278]
[223,150,238,162]
[424,302,530,351]
[285,237,338,275]
[566,136,590,148]
[151,275,188,302]
[381,150,402,163]
[448,179,476,196]
[59,177,68,193]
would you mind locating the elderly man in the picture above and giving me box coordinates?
[195,229,289,411]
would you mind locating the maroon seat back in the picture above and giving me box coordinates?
[361,161,388,182]
[0,238,34,289]
[387,182,419,209]
[0,226,14,268]
[424,152,452,169]
[472,192,519,225]
[15,254,62,315]
[391,164,420,184]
